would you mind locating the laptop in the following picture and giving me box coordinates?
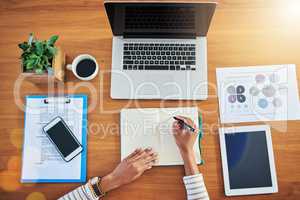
[104,1,217,100]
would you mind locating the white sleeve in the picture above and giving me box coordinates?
[183,174,209,200]
[57,183,99,200]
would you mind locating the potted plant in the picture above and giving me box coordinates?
[18,33,65,83]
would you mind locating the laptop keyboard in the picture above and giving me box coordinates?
[123,43,196,71]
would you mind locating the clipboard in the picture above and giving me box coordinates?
[21,94,88,183]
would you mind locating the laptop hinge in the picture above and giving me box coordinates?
[123,33,197,39]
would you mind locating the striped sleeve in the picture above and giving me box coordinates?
[58,183,99,200]
[183,174,209,200]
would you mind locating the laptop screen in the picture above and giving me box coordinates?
[104,2,216,38]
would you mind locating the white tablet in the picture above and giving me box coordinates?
[219,125,278,196]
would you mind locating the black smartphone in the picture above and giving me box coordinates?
[43,116,83,162]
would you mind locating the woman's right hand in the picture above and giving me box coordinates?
[172,116,200,176]
[172,115,199,154]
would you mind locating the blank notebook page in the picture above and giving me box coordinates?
[120,107,201,166]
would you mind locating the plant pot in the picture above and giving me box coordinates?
[20,47,66,84]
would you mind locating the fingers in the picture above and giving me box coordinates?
[143,152,158,164]
[145,160,157,169]
[174,115,198,133]
[173,120,182,129]
[143,156,158,170]
[129,148,158,168]
[130,148,147,161]
[172,120,184,135]
[172,120,187,134]
[126,148,142,160]
[142,149,158,170]
[131,147,154,162]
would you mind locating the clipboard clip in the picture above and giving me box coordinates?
[44,97,71,104]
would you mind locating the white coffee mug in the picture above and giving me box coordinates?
[66,54,99,81]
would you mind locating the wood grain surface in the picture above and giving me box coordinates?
[0,0,300,199]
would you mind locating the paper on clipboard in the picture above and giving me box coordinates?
[21,95,87,183]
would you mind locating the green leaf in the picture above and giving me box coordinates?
[23,59,29,68]
[35,41,44,56]
[47,35,59,46]
[42,55,49,63]
[37,62,43,69]
[25,59,35,70]
[28,53,38,60]
[19,33,59,74]
[47,46,57,57]
[40,58,46,67]
[18,42,29,51]
[35,68,44,74]
[41,55,50,67]
[34,56,41,66]
[21,51,30,59]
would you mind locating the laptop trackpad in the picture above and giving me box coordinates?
[135,75,177,98]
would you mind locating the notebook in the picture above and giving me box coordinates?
[120,107,202,166]
[21,95,87,183]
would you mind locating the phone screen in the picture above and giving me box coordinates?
[45,121,80,157]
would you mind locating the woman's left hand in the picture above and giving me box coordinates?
[100,148,158,192]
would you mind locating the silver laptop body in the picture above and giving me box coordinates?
[105,1,217,100]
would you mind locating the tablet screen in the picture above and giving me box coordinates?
[225,131,272,189]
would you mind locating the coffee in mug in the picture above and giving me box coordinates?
[67,54,98,81]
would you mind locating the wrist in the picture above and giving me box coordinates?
[100,173,122,193]
[179,147,194,157]
[179,149,199,176]
[179,148,197,162]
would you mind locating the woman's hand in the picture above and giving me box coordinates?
[172,115,198,154]
[101,148,158,192]
[172,116,200,176]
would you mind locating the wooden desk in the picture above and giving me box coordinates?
[0,0,299,199]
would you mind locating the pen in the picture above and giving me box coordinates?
[173,116,195,132]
